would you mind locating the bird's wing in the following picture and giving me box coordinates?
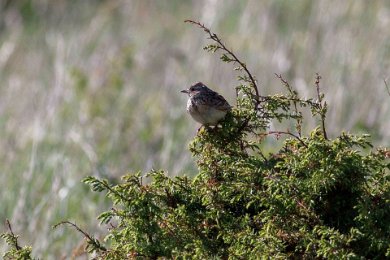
[193,91,232,111]
[209,92,232,111]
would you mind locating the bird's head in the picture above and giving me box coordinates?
[181,82,210,97]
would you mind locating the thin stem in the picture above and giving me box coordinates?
[275,73,302,137]
[5,219,22,250]
[53,221,107,252]
[268,130,308,148]
[315,73,328,139]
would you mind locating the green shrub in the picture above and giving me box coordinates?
[2,20,389,259]
[1,221,33,260]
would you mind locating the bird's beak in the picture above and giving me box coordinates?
[181,89,189,94]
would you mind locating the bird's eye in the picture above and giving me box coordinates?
[189,87,194,91]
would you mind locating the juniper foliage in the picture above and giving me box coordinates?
[2,20,389,259]
[81,21,389,259]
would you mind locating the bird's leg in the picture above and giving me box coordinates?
[197,124,213,134]
[197,125,205,133]
[205,125,213,132]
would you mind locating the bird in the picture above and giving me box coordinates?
[181,82,231,126]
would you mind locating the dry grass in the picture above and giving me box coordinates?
[0,0,389,257]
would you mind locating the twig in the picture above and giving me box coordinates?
[268,130,308,148]
[314,73,328,139]
[53,221,107,252]
[98,178,133,204]
[5,219,22,250]
[275,73,302,137]
[184,20,261,111]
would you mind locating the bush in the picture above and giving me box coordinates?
[2,20,389,259]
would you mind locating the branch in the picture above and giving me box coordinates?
[53,221,107,252]
[184,19,261,111]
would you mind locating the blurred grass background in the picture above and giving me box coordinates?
[0,0,389,258]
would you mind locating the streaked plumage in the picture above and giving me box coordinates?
[181,82,231,126]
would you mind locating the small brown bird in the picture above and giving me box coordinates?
[181,82,231,126]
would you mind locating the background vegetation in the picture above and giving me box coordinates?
[0,0,389,258]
